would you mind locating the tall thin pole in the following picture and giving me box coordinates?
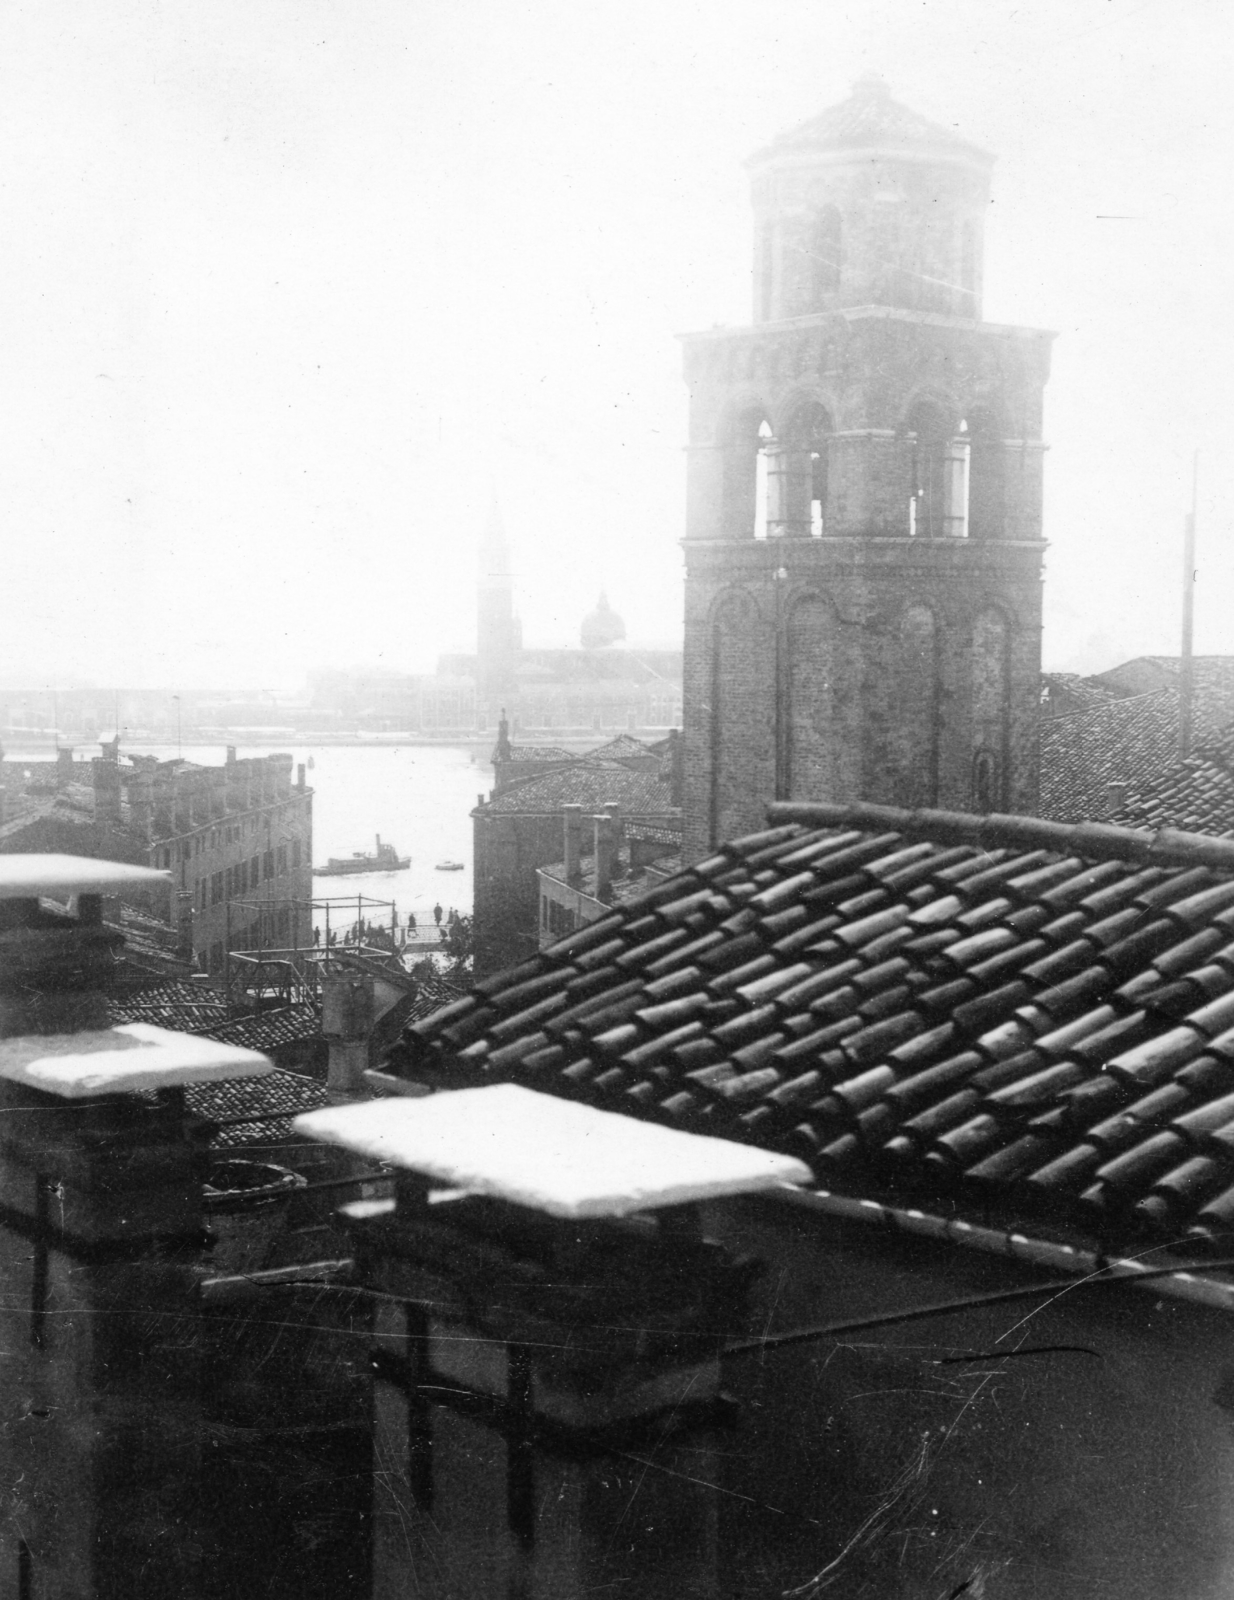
[1179,451,1199,761]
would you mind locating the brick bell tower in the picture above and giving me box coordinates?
[680,74,1053,859]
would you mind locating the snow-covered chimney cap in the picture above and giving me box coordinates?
[0,854,170,900]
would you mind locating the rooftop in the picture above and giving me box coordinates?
[398,801,1234,1281]
[477,761,679,817]
[752,74,990,167]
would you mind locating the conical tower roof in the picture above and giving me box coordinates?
[752,74,991,170]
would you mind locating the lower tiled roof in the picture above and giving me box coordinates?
[477,761,679,816]
[1040,690,1183,822]
[187,1067,327,1148]
[1113,725,1234,838]
[394,802,1234,1262]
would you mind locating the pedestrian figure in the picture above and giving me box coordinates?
[313,926,320,946]
[433,902,443,926]
[408,910,417,933]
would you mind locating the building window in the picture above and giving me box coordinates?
[292,839,301,868]
[211,871,223,906]
[753,420,774,539]
[263,850,274,882]
[905,402,967,538]
[250,856,260,890]
[199,880,206,910]
[277,844,288,876]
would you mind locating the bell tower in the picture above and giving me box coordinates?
[680,76,1054,858]
[476,494,523,725]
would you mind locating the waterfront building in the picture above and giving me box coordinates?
[0,742,313,972]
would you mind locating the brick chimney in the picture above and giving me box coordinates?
[593,812,616,903]
[91,745,122,825]
[563,804,582,882]
[1106,780,1131,818]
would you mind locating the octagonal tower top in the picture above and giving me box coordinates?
[747,76,993,323]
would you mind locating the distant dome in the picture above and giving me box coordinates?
[580,592,626,649]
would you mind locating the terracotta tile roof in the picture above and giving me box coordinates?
[477,762,678,817]
[394,801,1234,1263]
[208,1006,321,1051]
[1113,726,1234,838]
[626,822,683,846]
[586,734,655,762]
[186,1067,327,1149]
[110,980,321,1054]
[1040,691,1182,822]
[1040,671,1119,717]
[405,972,467,1024]
[497,744,575,762]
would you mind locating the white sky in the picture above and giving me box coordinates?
[1,0,1231,691]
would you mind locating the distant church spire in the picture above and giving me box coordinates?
[476,488,522,720]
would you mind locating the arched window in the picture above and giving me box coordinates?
[809,207,842,306]
[972,608,1011,808]
[774,403,832,538]
[720,407,770,539]
[753,420,774,539]
[894,605,941,806]
[905,401,968,537]
[972,750,998,813]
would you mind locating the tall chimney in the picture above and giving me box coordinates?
[563,805,582,882]
[593,812,615,903]
[92,751,122,825]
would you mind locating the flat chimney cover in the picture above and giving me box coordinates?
[295,1082,812,1219]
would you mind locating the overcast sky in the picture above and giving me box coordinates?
[1,0,1231,691]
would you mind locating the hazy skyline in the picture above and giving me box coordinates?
[2,0,1231,690]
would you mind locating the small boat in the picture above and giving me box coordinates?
[313,834,410,876]
[435,859,464,872]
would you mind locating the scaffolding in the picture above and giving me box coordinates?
[223,892,409,1014]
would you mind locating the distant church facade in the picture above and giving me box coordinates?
[680,75,1053,860]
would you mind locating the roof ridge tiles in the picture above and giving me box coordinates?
[767,802,1234,873]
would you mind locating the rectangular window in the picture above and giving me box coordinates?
[277,845,288,876]
[263,850,275,882]
[292,839,301,869]
[199,880,206,910]
[211,871,223,906]
[250,856,260,890]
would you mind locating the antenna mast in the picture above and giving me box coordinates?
[1178,451,1199,761]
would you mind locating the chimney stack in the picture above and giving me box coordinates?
[1105,780,1130,818]
[92,748,122,825]
[563,805,582,882]
[593,811,616,903]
